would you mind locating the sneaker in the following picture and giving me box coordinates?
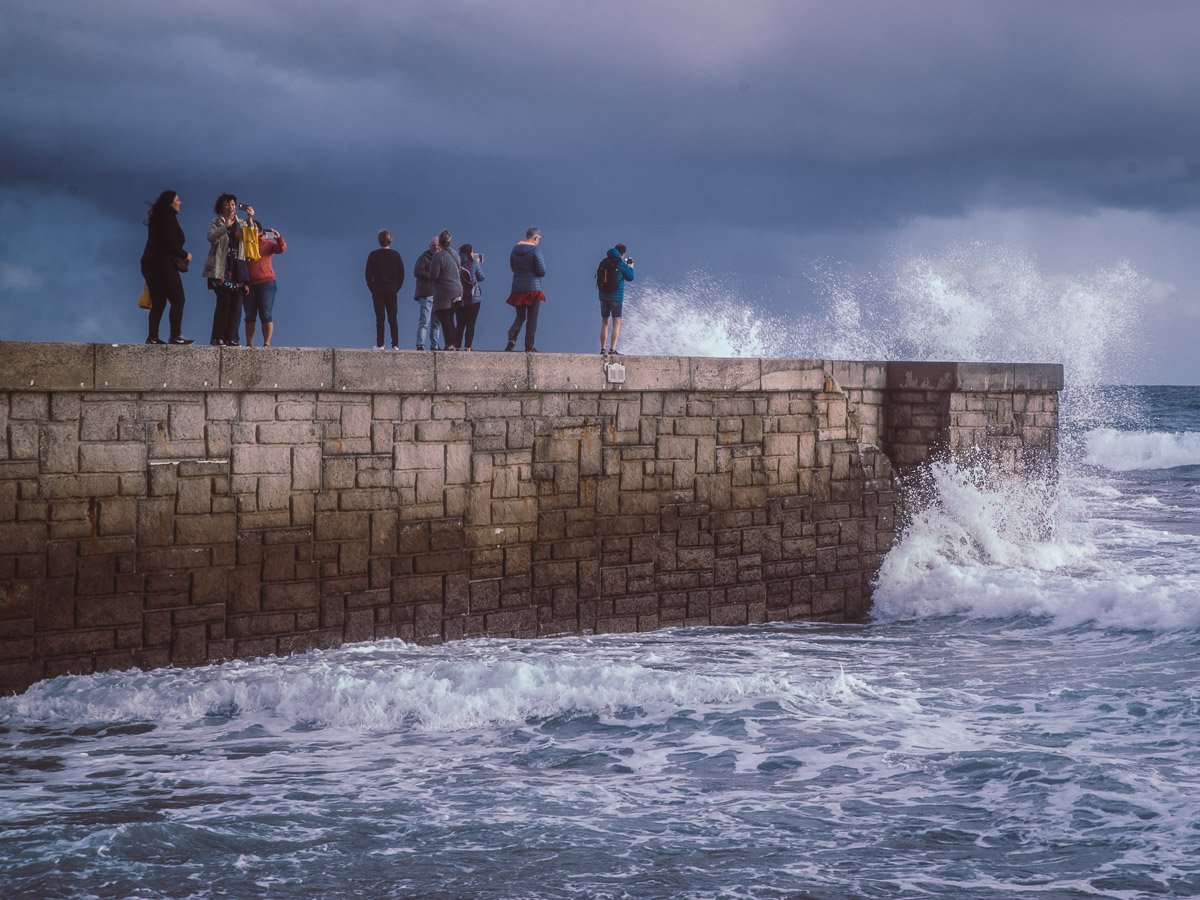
[390,345,400,351]
[225,340,241,347]
[416,345,424,351]
[169,336,194,345]
[525,347,538,353]
[372,345,384,351]
[608,349,622,356]
[599,348,607,356]
[146,336,166,345]
[210,339,224,346]
[504,341,515,352]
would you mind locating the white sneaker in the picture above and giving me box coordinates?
[372,345,384,351]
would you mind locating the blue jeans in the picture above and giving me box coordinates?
[244,280,277,324]
[415,296,443,349]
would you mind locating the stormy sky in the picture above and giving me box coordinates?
[2,1,1198,382]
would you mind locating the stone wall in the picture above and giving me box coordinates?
[0,343,1061,694]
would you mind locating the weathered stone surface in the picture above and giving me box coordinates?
[0,342,1060,695]
[0,342,94,390]
[96,344,221,391]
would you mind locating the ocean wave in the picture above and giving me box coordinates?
[2,651,850,733]
[1082,427,1200,471]
[872,460,1200,631]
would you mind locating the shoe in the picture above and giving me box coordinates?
[416,345,424,351]
[504,341,515,352]
[608,349,622,356]
[146,336,166,345]
[525,347,538,353]
[599,348,607,356]
[390,345,400,351]
[225,340,241,347]
[210,339,224,346]
[373,345,384,351]
[168,336,194,345]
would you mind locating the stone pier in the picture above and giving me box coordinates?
[0,343,1061,693]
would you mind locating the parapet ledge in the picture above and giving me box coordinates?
[0,343,1062,394]
[886,361,1064,392]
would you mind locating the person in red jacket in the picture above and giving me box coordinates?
[244,222,287,347]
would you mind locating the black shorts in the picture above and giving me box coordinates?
[600,296,622,319]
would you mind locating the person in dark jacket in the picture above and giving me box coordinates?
[504,227,547,352]
[412,237,443,351]
[455,243,485,350]
[139,190,194,344]
[365,230,405,350]
[429,230,462,350]
[597,243,635,356]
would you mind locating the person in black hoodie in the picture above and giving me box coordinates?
[140,190,194,344]
[365,229,405,349]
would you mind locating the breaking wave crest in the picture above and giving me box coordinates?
[1082,427,1200,471]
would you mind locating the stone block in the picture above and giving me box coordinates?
[221,347,333,391]
[955,363,1015,392]
[435,352,529,392]
[95,344,220,390]
[1012,363,1065,391]
[619,356,689,392]
[760,360,825,391]
[691,357,760,392]
[0,342,95,390]
[886,362,956,391]
[232,444,291,475]
[528,355,608,391]
[333,349,435,393]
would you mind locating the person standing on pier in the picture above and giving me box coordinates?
[456,243,484,351]
[245,216,286,347]
[430,230,463,350]
[202,194,251,346]
[365,229,404,350]
[139,190,194,345]
[596,243,634,356]
[412,237,443,351]
[504,227,546,352]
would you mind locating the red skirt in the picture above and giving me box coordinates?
[506,290,546,308]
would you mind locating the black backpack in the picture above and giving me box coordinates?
[596,255,621,294]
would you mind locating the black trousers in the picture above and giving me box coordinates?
[506,301,540,350]
[372,292,399,347]
[210,285,243,343]
[141,259,186,340]
[434,307,459,348]
[455,302,481,349]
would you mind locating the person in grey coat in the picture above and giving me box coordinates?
[429,229,462,350]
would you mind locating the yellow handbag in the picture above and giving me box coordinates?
[137,283,152,310]
[241,222,262,261]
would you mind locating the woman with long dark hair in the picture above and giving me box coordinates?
[201,192,252,346]
[140,190,194,344]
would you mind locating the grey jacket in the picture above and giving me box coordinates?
[430,247,462,310]
[201,215,248,281]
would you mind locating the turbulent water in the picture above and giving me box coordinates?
[3,251,1200,898]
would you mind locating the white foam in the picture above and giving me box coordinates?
[1083,427,1200,471]
[873,460,1200,631]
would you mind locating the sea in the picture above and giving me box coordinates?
[2,249,1198,898]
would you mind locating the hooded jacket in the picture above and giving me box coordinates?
[460,251,485,303]
[509,241,546,293]
[598,247,635,301]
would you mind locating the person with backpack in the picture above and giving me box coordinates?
[412,236,443,351]
[455,243,485,351]
[596,243,634,355]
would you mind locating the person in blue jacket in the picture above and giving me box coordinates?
[504,227,547,352]
[597,243,634,355]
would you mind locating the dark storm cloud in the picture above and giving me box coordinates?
[2,0,1199,354]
